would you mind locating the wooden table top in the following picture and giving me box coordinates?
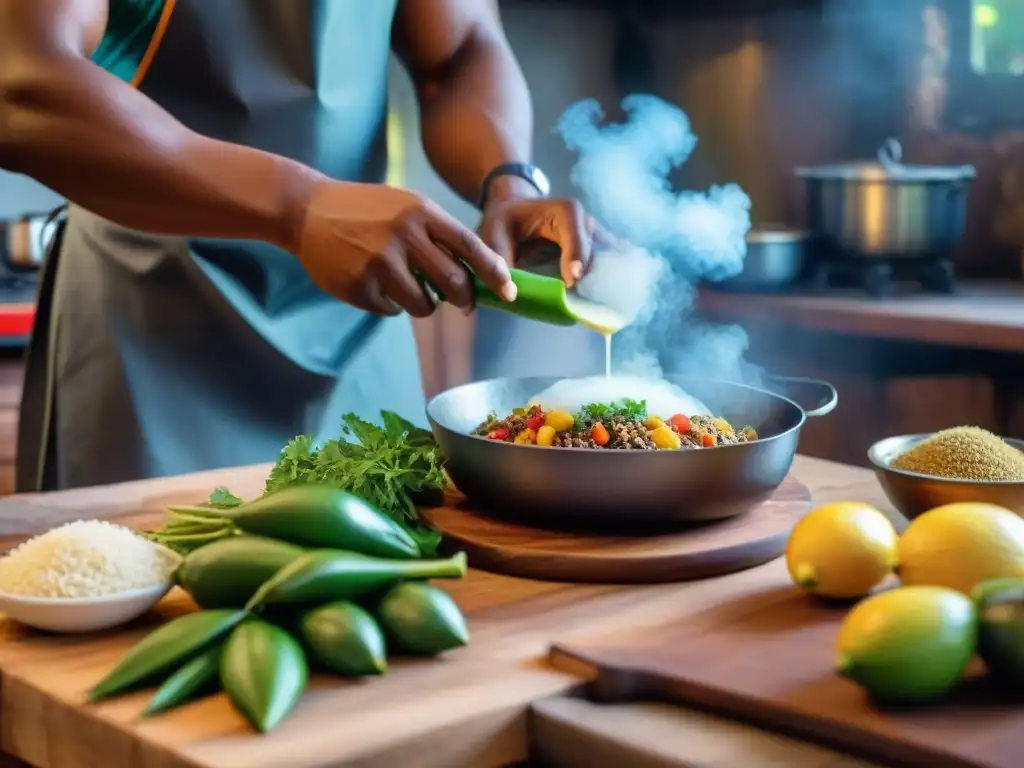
[0,455,893,768]
[699,281,1024,353]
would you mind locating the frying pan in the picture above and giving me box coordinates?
[426,375,837,528]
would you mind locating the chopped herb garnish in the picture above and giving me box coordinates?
[573,399,648,431]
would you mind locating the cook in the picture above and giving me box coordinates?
[0,0,601,491]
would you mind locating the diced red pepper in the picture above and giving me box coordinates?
[669,414,691,434]
[526,411,546,431]
[701,432,716,448]
[488,428,510,440]
[591,422,610,446]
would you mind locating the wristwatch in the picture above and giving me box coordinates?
[478,163,551,208]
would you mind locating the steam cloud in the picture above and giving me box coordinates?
[557,95,759,385]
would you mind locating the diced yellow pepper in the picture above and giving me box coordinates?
[650,425,682,450]
[544,409,575,432]
[514,428,537,445]
[712,417,734,434]
[536,425,556,446]
[644,415,665,430]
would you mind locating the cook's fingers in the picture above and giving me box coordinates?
[425,207,516,302]
[479,219,516,266]
[405,228,474,308]
[353,277,403,317]
[559,201,593,287]
[377,254,437,318]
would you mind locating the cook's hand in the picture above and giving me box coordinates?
[479,184,600,288]
[295,180,516,317]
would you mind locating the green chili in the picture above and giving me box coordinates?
[141,643,223,717]
[90,609,246,702]
[168,485,422,559]
[246,550,467,610]
[220,620,308,733]
[298,601,387,677]
[176,535,306,609]
[375,582,469,656]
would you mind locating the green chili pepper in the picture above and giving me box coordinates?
[176,535,306,609]
[298,601,387,677]
[246,550,467,610]
[167,485,421,559]
[376,582,469,656]
[90,609,246,702]
[141,643,223,717]
[220,620,308,733]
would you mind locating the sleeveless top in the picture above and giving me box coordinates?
[18,0,426,490]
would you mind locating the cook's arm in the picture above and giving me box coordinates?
[0,0,320,251]
[392,0,540,207]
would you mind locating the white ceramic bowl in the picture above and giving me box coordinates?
[0,580,175,633]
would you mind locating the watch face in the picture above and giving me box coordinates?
[527,166,551,197]
[480,164,552,208]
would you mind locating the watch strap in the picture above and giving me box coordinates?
[478,163,550,208]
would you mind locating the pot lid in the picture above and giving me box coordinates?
[795,138,976,182]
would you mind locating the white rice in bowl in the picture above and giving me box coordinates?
[0,520,180,599]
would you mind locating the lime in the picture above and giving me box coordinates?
[972,577,1024,609]
[836,586,977,705]
[974,578,1024,686]
[786,502,898,599]
[898,503,1024,595]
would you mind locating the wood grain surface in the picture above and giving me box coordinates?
[530,696,883,768]
[550,578,1018,767]
[699,281,1024,353]
[419,476,811,583]
[0,456,900,768]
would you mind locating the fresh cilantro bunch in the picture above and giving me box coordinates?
[202,412,445,556]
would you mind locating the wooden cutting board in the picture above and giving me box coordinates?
[551,584,1024,768]
[418,476,811,583]
[0,457,888,768]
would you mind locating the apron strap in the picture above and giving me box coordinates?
[16,209,68,492]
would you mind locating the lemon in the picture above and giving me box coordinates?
[836,586,977,704]
[785,502,898,598]
[898,502,1024,595]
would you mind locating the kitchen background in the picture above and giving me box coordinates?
[1,0,1023,490]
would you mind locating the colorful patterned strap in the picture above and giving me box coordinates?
[90,0,176,86]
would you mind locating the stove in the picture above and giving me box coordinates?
[809,253,957,298]
[714,240,960,299]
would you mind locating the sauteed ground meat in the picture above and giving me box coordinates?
[473,399,757,451]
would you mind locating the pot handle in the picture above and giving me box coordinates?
[761,375,838,418]
[878,137,903,170]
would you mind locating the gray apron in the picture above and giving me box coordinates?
[17,0,426,491]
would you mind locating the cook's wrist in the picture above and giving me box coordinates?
[484,175,542,207]
[271,161,328,255]
[478,162,551,210]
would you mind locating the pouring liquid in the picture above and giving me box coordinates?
[563,293,628,380]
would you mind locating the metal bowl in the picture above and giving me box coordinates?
[426,374,836,529]
[868,433,1024,520]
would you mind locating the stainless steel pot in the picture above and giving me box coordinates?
[795,138,976,257]
[718,226,810,290]
[426,374,837,528]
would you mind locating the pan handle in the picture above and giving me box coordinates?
[761,375,838,418]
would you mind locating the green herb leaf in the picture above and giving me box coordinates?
[208,487,243,508]
[577,399,647,423]
[262,411,447,556]
[574,399,648,431]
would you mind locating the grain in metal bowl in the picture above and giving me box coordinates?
[868,433,1024,520]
